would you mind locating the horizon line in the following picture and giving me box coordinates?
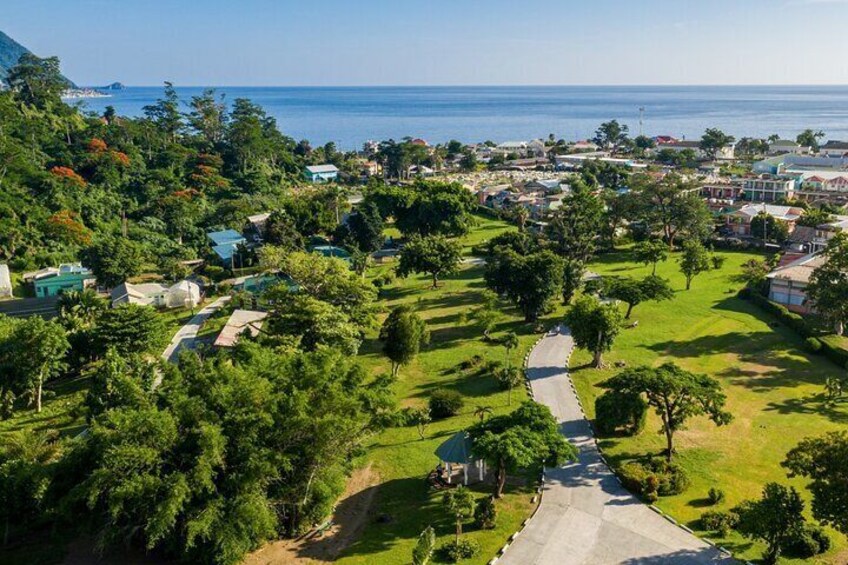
[78,82,848,89]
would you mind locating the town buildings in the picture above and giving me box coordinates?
[23,264,96,298]
[304,164,339,183]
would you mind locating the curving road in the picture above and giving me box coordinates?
[161,296,230,363]
[498,325,734,565]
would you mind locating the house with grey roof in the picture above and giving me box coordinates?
[305,164,339,183]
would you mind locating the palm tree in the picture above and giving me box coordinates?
[58,288,106,332]
[513,206,530,232]
[502,331,519,369]
[474,405,493,422]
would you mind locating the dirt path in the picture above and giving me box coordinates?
[243,464,380,565]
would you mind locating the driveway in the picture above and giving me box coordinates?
[161,296,230,364]
[497,325,733,565]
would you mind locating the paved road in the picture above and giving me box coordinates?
[498,325,733,565]
[0,296,60,319]
[161,296,230,364]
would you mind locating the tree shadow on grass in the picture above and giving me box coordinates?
[764,393,848,424]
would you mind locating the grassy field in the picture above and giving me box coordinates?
[337,215,565,565]
[571,250,848,564]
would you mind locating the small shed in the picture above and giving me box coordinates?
[434,431,486,485]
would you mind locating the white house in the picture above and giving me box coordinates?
[0,265,11,298]
[111,280,201,309]
[766,253,827,314]
[656,140,736,160]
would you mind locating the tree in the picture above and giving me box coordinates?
[605,363,732,461]
[4,53,67,109]
[806,234,848,335]
[679,239,711,290]
[261,250,377,330]
[564,295,623,368]
[485,250,564,323]
[143,82,183,141]
[92,304,168,357]
[397,235,461,289]
[561,259,584,305]
[783,431,848,535]
[410,407,431,440]
[471,290,501,340]
[631,173,712,249]
[735,483,805,565]
[267,294,362,355]
[502,331,519,369]
[633,239,668,275]
[606,275,674,319]
[497,366,523,406]
[545,184,604,264]
[394,181,476,237]
[750,213,789,244]
[346,201,384,253]
[796,207,833,228]
[81,238,146,288]
[73,344,393,563]
[736,258,772,292]
[442,486,475,542]
[796,129,825,152]
[84,348,154,421]
[474,405,494,422]
[9,318,69,413]
[412,525,436,565]
[187,89,228,146]
[592,120,629,153]
[471,401,576,497]
[699,128,735,161]
[263,210,305,250]
[0,430,61,545]
[379,305,429,377]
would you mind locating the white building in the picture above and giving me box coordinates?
[111,280,201,309]
[214,309,268,348]
[768,140,810,155]
[819,140,848,157]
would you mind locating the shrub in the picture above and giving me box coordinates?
[204,265,226,281]
[700,510,739,537]
[474,497,497,529]
[429,389,464,419]
[783,523,831,558]
[458,355,485,372]
[618,462,658,501]
[412,525,436,565]
[438,538,480,562]
[711,255,727,270]
[648,459,690,496]
[594,390,647,436]
[707,487,725,505]
[805,337,823,354]
[494,366,522,391]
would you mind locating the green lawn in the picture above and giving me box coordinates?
[338,215,560,565]
[571,250,848,564]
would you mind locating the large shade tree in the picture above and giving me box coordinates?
[379,304,429,377]
[604,363,732,461]
[470,401,576,497]
[806,233,848,335]
[564,295,623,368]
[397,235,462,289]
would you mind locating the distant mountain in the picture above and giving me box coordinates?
[101,82,125,91]
[0,29,75,87]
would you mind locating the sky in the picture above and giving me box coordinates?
[4,0,848,86]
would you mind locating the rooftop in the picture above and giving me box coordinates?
[305,164,339,174]
[214,309,268,348]
[767,253,827,284]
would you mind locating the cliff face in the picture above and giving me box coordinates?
[0,30,75,86]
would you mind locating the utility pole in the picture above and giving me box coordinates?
[638,107,645,137]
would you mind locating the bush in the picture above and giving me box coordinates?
[429,389,464,419]
[783,523,831,558]
[494,366,522,390]
[700,510,739,537]
[438,538,480,562]
[204,265,226,281]
[710,256,727,270]
[805,337,823,354]
[618,462,658,501]
[474,497,497,529]
[458,355,485,372]
[707,487,725,505]
[648,459,690,496]
[594,390,647,436]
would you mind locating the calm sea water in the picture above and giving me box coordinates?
[76,85,848,150]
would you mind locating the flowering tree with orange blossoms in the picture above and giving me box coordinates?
[45,210,92,245]
[50,166,86,188]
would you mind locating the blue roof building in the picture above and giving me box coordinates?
[207,230,247,265]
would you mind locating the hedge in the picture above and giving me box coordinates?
[740,289,848,369]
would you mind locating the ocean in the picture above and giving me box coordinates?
[76,85,848,150]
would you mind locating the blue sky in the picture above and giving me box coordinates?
[5,0,848,86]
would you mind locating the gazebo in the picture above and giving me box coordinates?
[434,431,486,486]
